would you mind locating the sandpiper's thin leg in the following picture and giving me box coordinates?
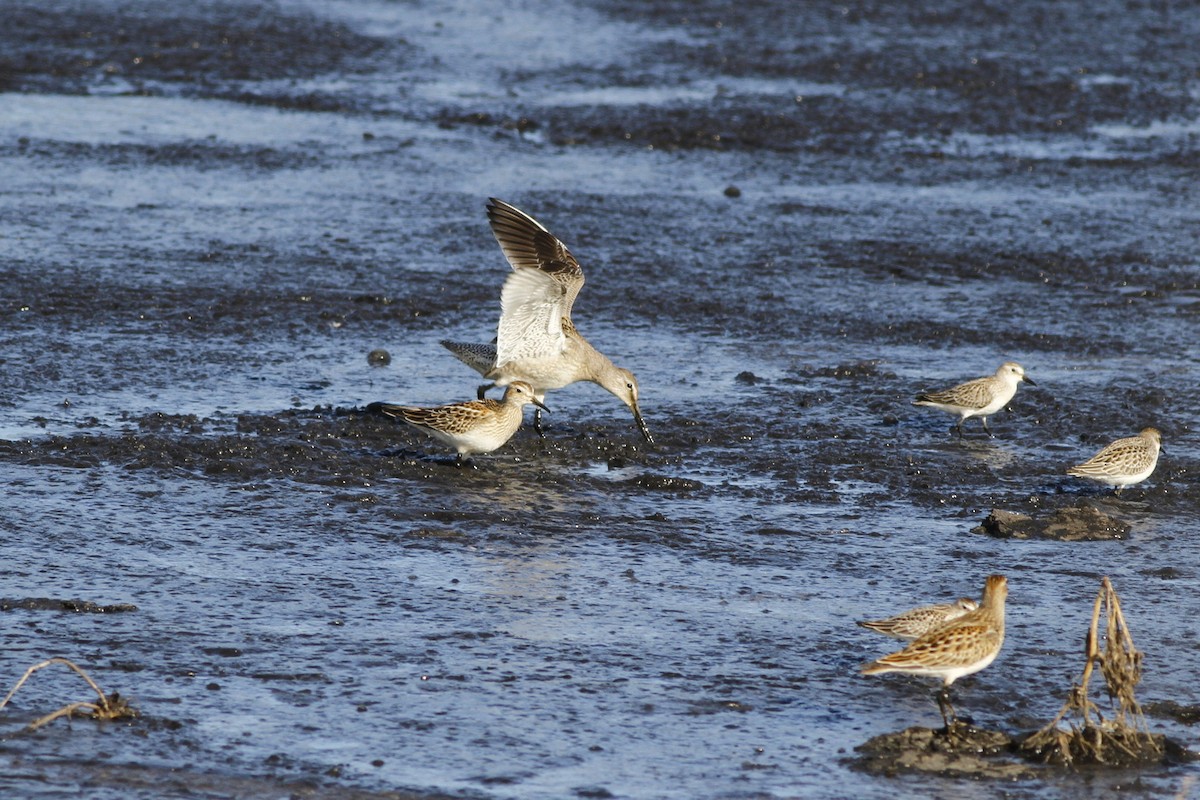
[533,407,546,437]
[981,417,993,437]
[955,419,965,438]
[476,383,495,400]
[936,687,958,730]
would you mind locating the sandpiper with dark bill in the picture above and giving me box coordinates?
[369,381,547,465]
[913,362,1034,437]
[1067,427,1162,495]
[442,198,652,442]
[862,575,1008,730]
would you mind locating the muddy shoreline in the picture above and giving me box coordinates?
[2,0,1198,798]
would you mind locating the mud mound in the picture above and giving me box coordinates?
[974,505,1130,541]
[851,725,1035,779]
[1016,728,1193,769]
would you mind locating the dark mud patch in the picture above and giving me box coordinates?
[853,724,1192,780]
[1145,701,1200,726]
[592,0,1198,136]
[0,0,391,95]
[618,473,706,492]
[0,271,466,337]
[0,759,460,800]
[1,598,138,613]
[1016,729,1196,770]
[10,139,322,172]
[973,504,1130,541]
[851,725,1036,779]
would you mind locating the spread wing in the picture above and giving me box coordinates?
[487,198,585,320]
[495,267,568,367]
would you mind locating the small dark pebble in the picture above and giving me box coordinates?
[367,348,391,366]
[723,185,742,198]
[206,682,220,691]
[735,371,760,385]
[372,759,385,767]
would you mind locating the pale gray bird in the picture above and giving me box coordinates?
[1067,427,1162,494]
[441,198,652,442]
[913,361,1034,437]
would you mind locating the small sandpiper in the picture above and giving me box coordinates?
[862,575,1007,730]
[1067,427,1162,495]
[913,361,1034,437]
[368,381,547,464]
[857,597,979,640]
[441,198,652,442]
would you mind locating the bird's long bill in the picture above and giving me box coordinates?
[633,404,654,443]
[533,398,550,413]
[1023,375,1037,386]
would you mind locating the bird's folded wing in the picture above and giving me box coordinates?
[401,402,493,429]
[923,377,989,409]
[876,624,997,668]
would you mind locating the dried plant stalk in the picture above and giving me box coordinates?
[1022,578,1162,767]
[0,657,137,729]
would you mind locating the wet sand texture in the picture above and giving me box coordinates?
[1,1,1198,798]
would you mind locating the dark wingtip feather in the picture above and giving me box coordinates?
[366,402,404,418]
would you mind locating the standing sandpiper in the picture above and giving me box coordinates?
[441,198,652,442]
[1067,427,1162,495]
[913,362,1034,437]
[368,381,547,464]
[862,575,1008,730]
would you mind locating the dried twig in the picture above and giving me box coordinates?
[0,657,137,729]
[1022,578,1162,767]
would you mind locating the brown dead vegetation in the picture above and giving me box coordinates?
[1020,578,1165,767]
[0,657,138,730]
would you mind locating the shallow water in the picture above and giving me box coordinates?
[1,0,1199,798]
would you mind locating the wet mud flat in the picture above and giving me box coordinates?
[2,0,1199,798]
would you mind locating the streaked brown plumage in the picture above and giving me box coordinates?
[862,575,1008,728]
[857,597,979,640]
[370,381,547,463]
[1067,427,1161,494]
